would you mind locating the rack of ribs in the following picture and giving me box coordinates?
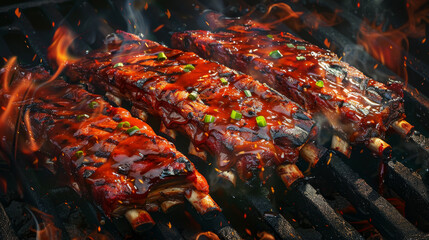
[0,66,218,232]
[172,12,409,158]
[65,31,317,187]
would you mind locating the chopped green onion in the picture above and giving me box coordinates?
[268,50,283,59]
[157,52,167,61]
[316,80,324,88]
[296,56,306,61]
[296,46,306,50]
[126,126,140,135]
[77,114,90,121]
[256,116,267,127]
[244,90,252,97]
[267,34,274,39]
[220,77,228,85]
[114,62,124,68]
[89,101,99,109]
[203,114,215,123]
[286,43,295,48]
[188,91,199,100]
[183,64,195,72]
[75,150,84,158]
[230,110,242,120]
[117,121,130,128]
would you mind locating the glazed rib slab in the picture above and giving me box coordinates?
[67,31,316,183]
[172,13,405,145]
[0,67,209,217]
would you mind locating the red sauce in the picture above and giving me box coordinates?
[68,32,317,182]
[172,16,405,145]
[0,67,208,217]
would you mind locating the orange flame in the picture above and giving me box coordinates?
[254,3,341,32]
[357,0,429,86]
[308,9,342,30]
[28,207,61,240]
[22,108,43,154]
[0,71,33,131]
[47,26,78,84]
[2,56,17,92]
[257,3,303,27]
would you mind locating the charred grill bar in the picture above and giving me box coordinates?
[0,0,428,240]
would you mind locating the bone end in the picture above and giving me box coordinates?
[300,143,323,167]
[217,170,237,187]
[277,164,304,189]
[331,135,352,158]
[188,142,207,161]
[368,137,392,159]
[186,190,220,218]
[160,199,184,213]
[392,120,414,138]
[125,209,155,232]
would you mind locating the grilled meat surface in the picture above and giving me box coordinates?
[172,12,405,145]
[0,67,209,217]
[67,32,316,183]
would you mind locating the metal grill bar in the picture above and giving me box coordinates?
[226,184,302,240]
[184,200,242,240]
[385,161,429,220]
[289,181,364,239]
[319,155,423,239]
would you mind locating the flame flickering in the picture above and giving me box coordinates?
[47,26,78,84]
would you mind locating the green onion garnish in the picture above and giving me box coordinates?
[188,91,199,100]
[89,101,99,109]
[296,56,306,61]
[268,50,283,59]
[117,121,130,128]
[296,46,306,50]
[220,77,228,85]
[267,34,274,39]
[244,90,252,97]
[183,64,195,72]
[114,62,124,68]
[286,43,295,48]
[77,114,90,121]
[75,150,84,158]
[316,80,324,88]
[157,52,167,61]
[126,126,140,135]
[230,110,242,120]
[256,116,267,127]
[203,114,215,123]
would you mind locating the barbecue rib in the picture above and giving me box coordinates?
[0,67,215,222]
[171,12,405,153]
[66,31,317,185]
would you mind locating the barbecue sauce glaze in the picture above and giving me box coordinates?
[172,13,405,145]
[0,67,209,216]
[67,32,317,183]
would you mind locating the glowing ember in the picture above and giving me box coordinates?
[14,8,21,18]
[153,24,164,33]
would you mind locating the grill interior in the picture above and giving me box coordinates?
[0,0,428,239]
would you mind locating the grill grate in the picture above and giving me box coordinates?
[0,0,428,239]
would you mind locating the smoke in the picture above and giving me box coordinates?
[123,0,149,36]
